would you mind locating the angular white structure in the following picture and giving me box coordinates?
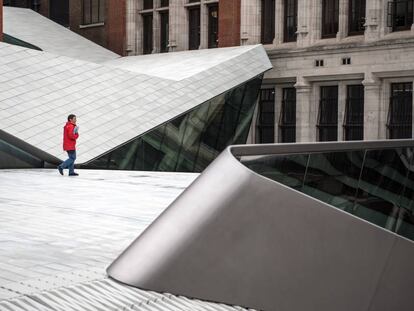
[3,7,119,63]
[0,41,271,171]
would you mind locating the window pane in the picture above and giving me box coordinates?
[143,14,153,54]
[318,86,338,141]
[160,12,169,53]
[208,5,219,48]
[303,151,364,210]
[83,0,91,24]
[388,82,413,139]
[322,0,339,38]
[261,0,276,44]
[279,87,296,142]
[188,7,200,50]
[257,89,275,143]
[344,85,364,140]
[348,0,366,35]
[284,0,297,42]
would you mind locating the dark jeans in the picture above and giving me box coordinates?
[59,150,76,174]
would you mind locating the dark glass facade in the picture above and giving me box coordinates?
[208,4,219,48]
[389,0,414,32]
[284,0,297,42]
[279,87,296,142]
[318,86,338,141]
[387,82,413,139]
[242,145,414,241]
[322,0,339,38]
[348,0,366,35]
[82,0,105,25]
[143,14,153,55]
[261,0,276,44]
[84,76,263,172]
[0,139,43,169]
[256,89,275,143]
[160,11,169,53]
[344,84,364,141]
[188,7,201,50]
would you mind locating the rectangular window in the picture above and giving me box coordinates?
[50,0,69,27]
[82,0,105,25]
[188,7,200,50]
[143,0,153,10]
[318,86,338,141]
[284,0,297,42]
[348,0,366,35]
[208,4,219,48]
[279,88,296,142]
[261,0,276,44]
[160,0,169,7]
[160,12,169,53]
[388,0,414,32]
[143,14,153,54]
[256,89,275,143]
[322,0,339,38]
[387,82,413,139]
[344,85,364,141]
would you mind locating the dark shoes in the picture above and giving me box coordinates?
[57,166,63,175]
[69,173,79,176]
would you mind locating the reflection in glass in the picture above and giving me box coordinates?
[85,76,263,172]
[0,139,43,168]
[241,145,414,241]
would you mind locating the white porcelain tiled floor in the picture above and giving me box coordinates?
[0,170,196,299]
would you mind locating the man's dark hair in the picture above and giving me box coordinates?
[67,114,76,121]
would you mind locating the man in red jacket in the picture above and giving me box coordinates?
[58,114,79,176]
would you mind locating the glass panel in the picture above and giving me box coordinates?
[256,89,275,143]
[322,0,339,38]
[160,0,169,7]
[353,148,410,229]
[208,5,219,48]
[344,85,364,141]
[188,7,201,50]
[261,0,276,44]
[393,0,414,31]
[284,0,297,42]
[143,0,153,10]
[348,0,366,35]
[85,76,263,172]
[160,12,169,53]
[388,82,413,139]
[83,0,91,24]
[240,145,414,241]
[0,139,43,168]
[243,154,309,190]
[279,87,296,143]
[143,14,153,54]
[303,151,364,210]
[318,86,338,141]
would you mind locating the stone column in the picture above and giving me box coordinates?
[153,0,161,53]
[295,77,313,142]
[362,73,382,140]
[126,0,139,55]
[200,2,208,49]
[309,0,322,44]
[169,0,187,51]
[337,0,348,40]
[296,0,310,47]
[274,0,284,45]
[240,0,261,45]
[364,0,382,41]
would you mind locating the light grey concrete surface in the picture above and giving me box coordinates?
[0,169,196,299]
[3,7,119,63]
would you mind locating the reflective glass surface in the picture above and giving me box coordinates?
[0,139,43,169]
[85,76,263,172]
[242,145,414,241]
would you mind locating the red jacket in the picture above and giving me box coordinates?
[63,121,79,151]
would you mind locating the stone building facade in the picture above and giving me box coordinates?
[246,0,414,143]
[3,0,126,55]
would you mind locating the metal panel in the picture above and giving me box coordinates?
[108,140,414,311]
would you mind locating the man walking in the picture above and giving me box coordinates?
[58,114,79,176]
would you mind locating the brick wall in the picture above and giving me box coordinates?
[106,0,126,56]
[0,0,3,41]
[218,0,241,47]
[69,0,126,56]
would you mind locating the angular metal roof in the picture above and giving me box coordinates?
[0,42,271,164]
[3,7,119,63]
